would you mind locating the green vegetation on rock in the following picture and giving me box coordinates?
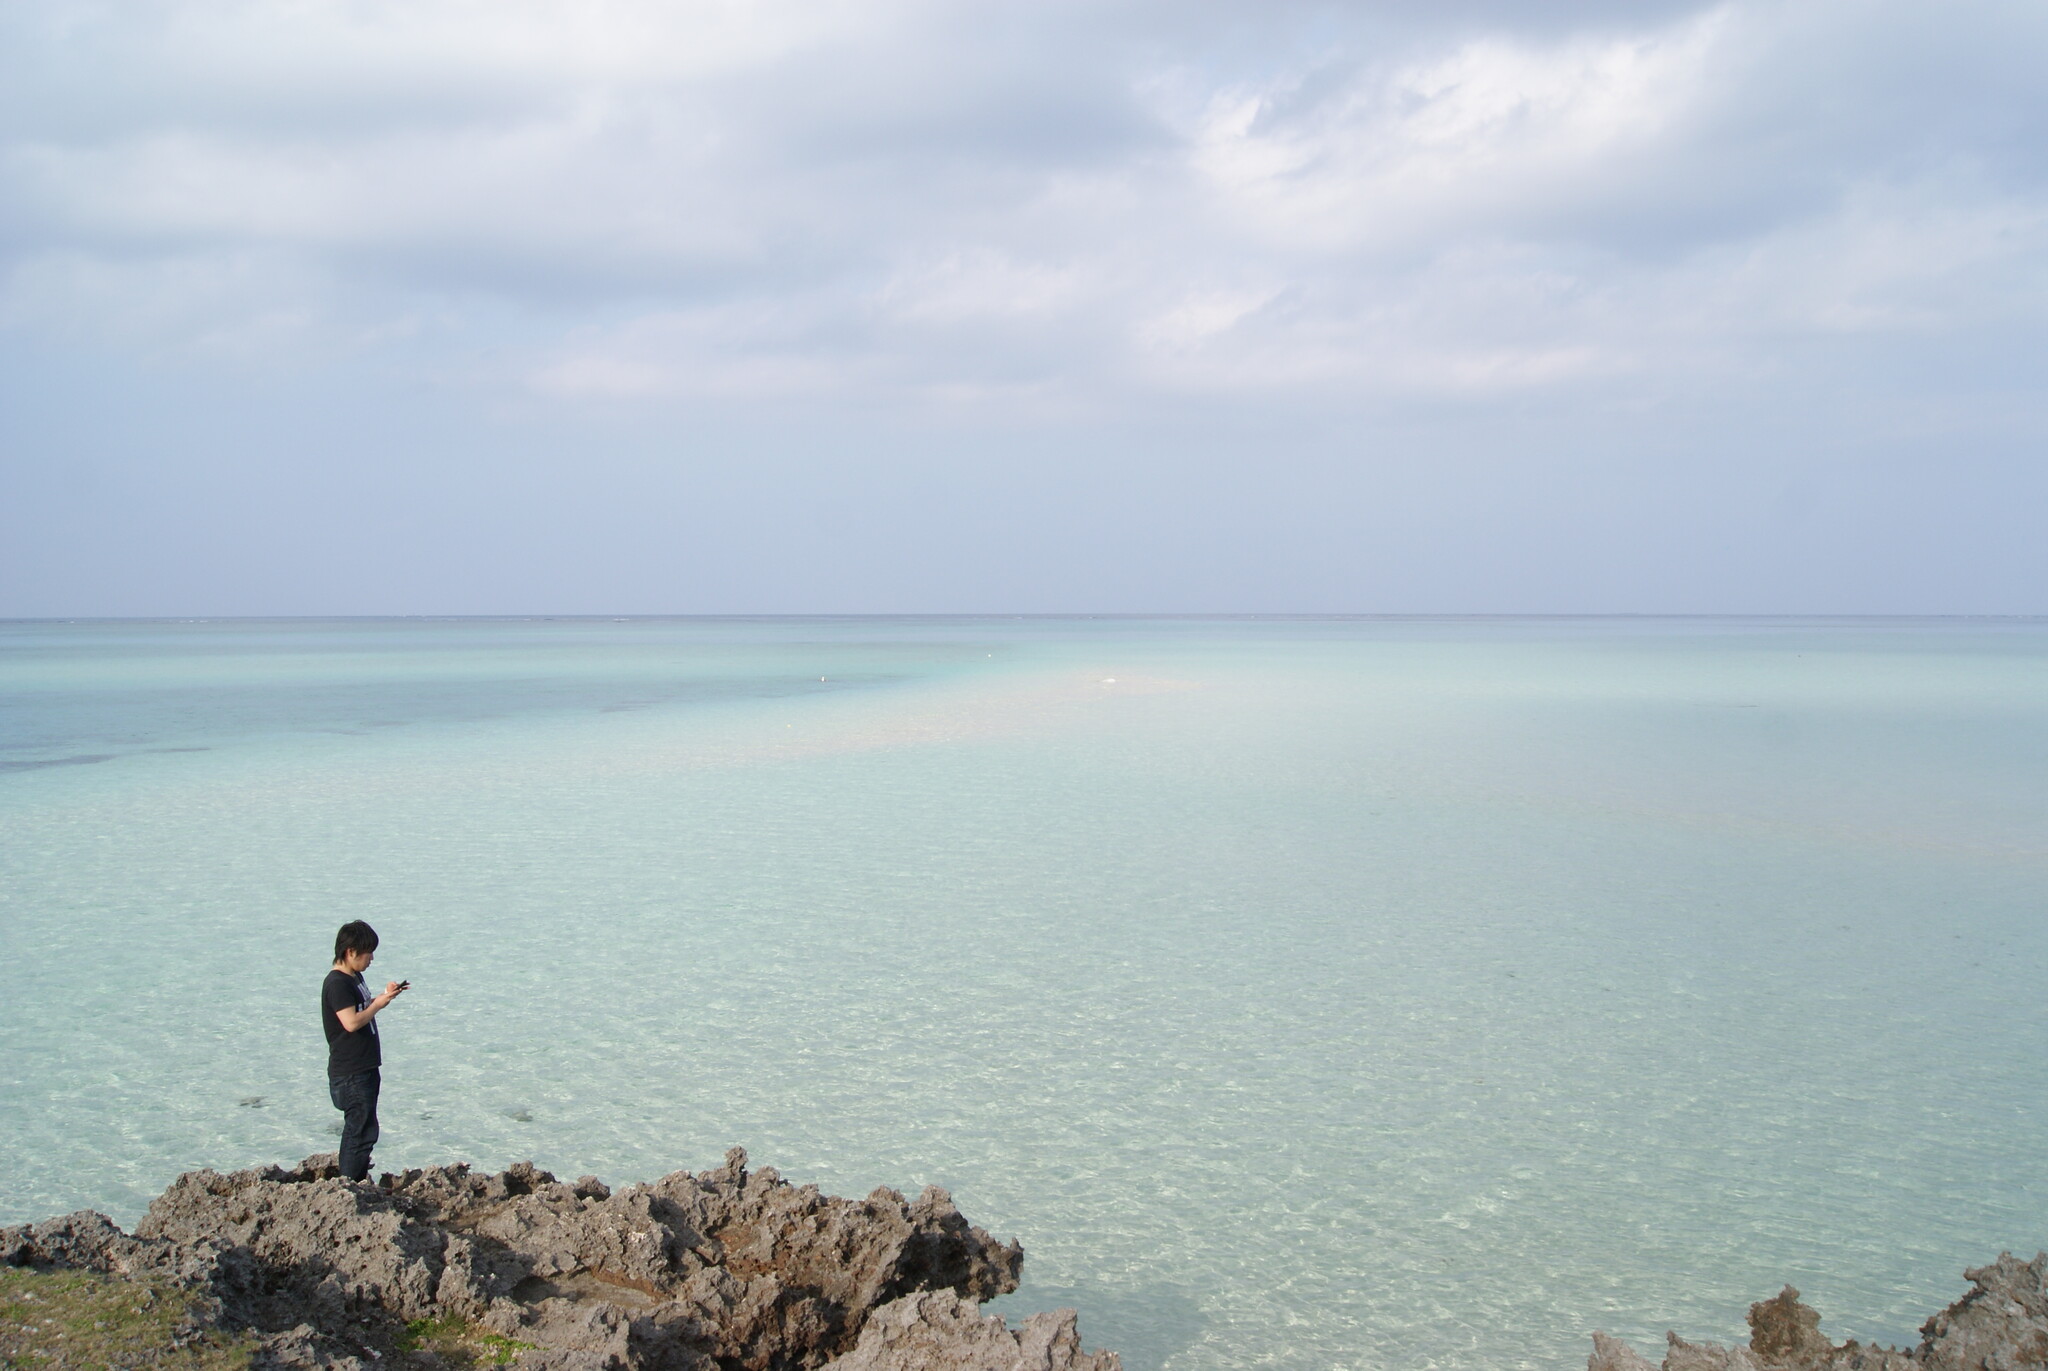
[398,1314,535,1366]
[0,1265,256,1369]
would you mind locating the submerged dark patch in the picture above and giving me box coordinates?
[0,754,116,773]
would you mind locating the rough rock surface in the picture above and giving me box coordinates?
[0,1148,1116,1371]
[1592,1255,2048,1371]
[828,1291,1120,1371]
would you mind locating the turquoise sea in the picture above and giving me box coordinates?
[1,617,2043,1371]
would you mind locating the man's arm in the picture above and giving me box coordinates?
[334,981,406,1032]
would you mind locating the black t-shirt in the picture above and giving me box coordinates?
[322,969,381,1079]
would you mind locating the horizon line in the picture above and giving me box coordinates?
[6,612,2046,625]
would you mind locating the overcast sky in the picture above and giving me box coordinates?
[3,0,2044,614]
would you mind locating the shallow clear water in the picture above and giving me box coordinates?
[2,616,2043,1371]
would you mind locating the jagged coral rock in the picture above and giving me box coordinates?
[253,1321,373,1371]
[2,1209,151,1273]
[1592,1330,1662,1371]
[0,1206,243,1316]
[1742,1287,1916,1371]
[1664,1331,1763,1371]
[824,1290,1122,1371]
[138,1161,458,1326]
[1919,1254,2048,1371]
[1591,1257,2048,1371]
[1750,1288,1838,1370]
[1,1148,1060,1371]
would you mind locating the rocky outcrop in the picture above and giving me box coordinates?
[0,1148,1118,1371]
[827,1291,1120,1371]
[1592,1255,2048,1371]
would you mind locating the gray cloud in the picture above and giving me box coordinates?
[2,0,2045,612]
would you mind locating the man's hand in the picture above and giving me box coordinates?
[338,981,410,1029]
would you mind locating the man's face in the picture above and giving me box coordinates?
[343,948,375,974]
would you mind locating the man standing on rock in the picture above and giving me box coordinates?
[321,920,408,1182]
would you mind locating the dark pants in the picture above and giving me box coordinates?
[328,1068,381,1181]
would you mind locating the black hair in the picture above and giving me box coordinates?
[334,920,380,963]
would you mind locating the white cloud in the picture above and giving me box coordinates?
[1136,286,1281,352]
[1167,10,1728,253]
[4,0,2047,411]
